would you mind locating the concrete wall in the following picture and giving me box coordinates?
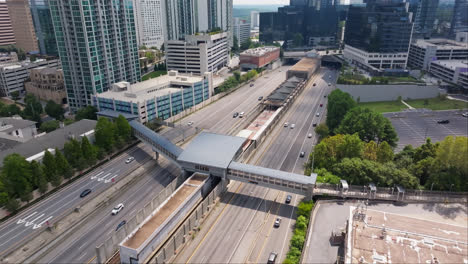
[337,84,442,102]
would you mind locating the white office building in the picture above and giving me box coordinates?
[250,11,259,29]
[429,60,468,90]
[165,32,229,75]
[133,0,165,49]
[408,38,468,70]
[343,45,409,70]
[233,19,250,46]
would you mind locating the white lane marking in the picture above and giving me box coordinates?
[33,216,53,230]
[104,174,118,183]
[78,252,87,260]
[97,173,112,182]
[0,225,22,240]
[0,228,28,247]
[25,213,44,227]
[17,212,37,224]
[91,171,104,180]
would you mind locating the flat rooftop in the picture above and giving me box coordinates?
[431,60,468,70]
[413,38,468,50]
[177,132,246,169]
[288,57,319,72]
[123,174,207,249]
[347,207,468,264]
[241,46,279,57]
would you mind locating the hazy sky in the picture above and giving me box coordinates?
[233,0,289,5]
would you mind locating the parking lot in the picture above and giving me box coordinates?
[383,110,468,151]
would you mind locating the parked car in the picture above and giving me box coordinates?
[125,157,134,164]
[308,133,313,138]
[299,151,305,158]
[284,122,289,127]
[290,124,295,129]
[437,120,450,124]
[285,195,292,204]
[233,112,239,118]
[239,112,245,118]
[80,189,92,198]
[274,218,281,228]
[268,252,278,264]
[258,96,263,101]
[112,203,124,215]
[116,220,126,231]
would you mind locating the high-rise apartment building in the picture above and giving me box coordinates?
[0,1,15,46]
[49,0,141,110]
[29,0,57,56]
[413,0,439,39]
[133,0,165,49]
[250,11,259,29]
[233,18,250,46]
[450,0,468,37]
[343,0,413,70]
[163,0,232,42]
[6,0,38,53]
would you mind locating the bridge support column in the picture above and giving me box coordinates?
[221,178,230,193]
[151,147,160,161]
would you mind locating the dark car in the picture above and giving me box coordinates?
[258,96,263,101]
[285,195,292,204]
[116,220,127,231]
[80,189,92,198]
[437,120,450,124]
[320,104,323,107]
[250,83,254,87]
[313,123,317,127]
[313,83,316,86]
[299,151,305,158]
[324,95,327,98]
[267,252,277,264]
[233,112,239,118]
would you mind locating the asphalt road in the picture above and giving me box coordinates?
[173,67,337,264]
[24,65,289,263]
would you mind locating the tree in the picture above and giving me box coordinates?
[145,51,155,62]
[314,168,340,184]
[413,138,437,163]
[240,38,252,51]
[232,36,239,53]
[115,115,132,142]
[75,106,98,121]
[22,94,43,122]
[314,123,329,141]
[0,103,22,117]
[55,148,73,179]
[81,137,97,167]
[42,150,57,182]
[11,91,20,101]
[377,141,394,163]
[45,100,65,120]
[30,161,48,193]
[326,89,357,133]
[297,200,314,218]
[40,120,60,133]
[293,33,304,47]
[1,154,33,199]
[95,117,116,152]
[5,198,20,213]
[363,141,378,161]
[63,138,83,169]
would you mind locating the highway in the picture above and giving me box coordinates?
[24,66,289,263]
[173,68,337,264]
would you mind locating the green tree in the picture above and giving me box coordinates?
[377,141,394,163]
[314,123,329,141]
[231,36,239,53]
[309,134,363,171]
[63,138,83,169]
[5,198,20,213]
[363,141,378,161]
[413,138,437,162]
[42,150,57,182]
[233,71,241,82]
[45,100,65,120]
[11,91,20,101]
[115,115,132,142]
[314,168,340,184]
[0,103,22,117]
[297,200,314,218]
[240,38,252,50]
[95,117,116,152]
[22,94,43,122]
[30,161,48,193]
[0,192,8,207]
[1,154,33,199]
[145,51,155,62]
[81,137,97,167]
[40,120,60,133]
[326,89,356,133]
[55,148,73,179]
[75,106,98,121]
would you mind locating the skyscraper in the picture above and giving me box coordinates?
[0,1,15,46]
[49,0,141,110]
[413,0,439,39]
[29,0,58,56]
[133,0,165,49]
[450,0,468,37]
[6,0,39,53]
[250,11,259,29]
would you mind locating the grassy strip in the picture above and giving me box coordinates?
[406,97,468,110]
[358,100,408,113]
[284,200,314,264]
[142,70,167,81]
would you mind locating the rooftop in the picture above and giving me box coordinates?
[413,38,468,50]
[431,60,468,70]
[177,132,247,169]
[241,46,280,57]
[0,117,36,134]
[289,57,320,72]
[346,207,468,264]
[0,58,57,71]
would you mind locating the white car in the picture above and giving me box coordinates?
[284,122,289,127]
[462,112,468,117]
[125,157,135,164]
[308,133,312,138]
[187,121,194,126]
[290,124,295,129]
[112,203,124,215]
[316,113,320,117]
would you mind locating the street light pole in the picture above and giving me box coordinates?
[430,182,434,191]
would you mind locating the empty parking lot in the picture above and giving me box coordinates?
[383,110,468,151]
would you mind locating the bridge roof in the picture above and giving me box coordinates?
[228,162,317,185]
[129,120,183,157]
[177,132,246,169]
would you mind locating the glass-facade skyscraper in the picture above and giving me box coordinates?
[450,0,468,36]
[413,0,439,39]
[49,0,141,110]
[30,0,58,56]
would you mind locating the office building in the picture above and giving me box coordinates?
[0,58,60,97]
[92,70,213,122]
[0,1,15,46]
[250,11,259,29]
[343,1,413,70]
[6,0,39,53]
[260,0,339,48]
[450,0,468,37]
[163,0,232,42]
[166,32,229,75]
[429,60,468,90]
[49,0,141,110]
[233,19,250,46]
[413,0,438,39]
[0,117,37,143]
[0,52,17,63]
[408,38,468,70]
[240,46,280,70]
[133,0,165,49]
[29,0,57,56]
[25,67,66,104]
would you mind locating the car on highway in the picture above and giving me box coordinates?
[187,121,194,126]
[116,220,126,231]
[274,217,281,228]
[112,203,124,215]
[313,83,316,86]
[316,113,320,117]
[250,83,254,87]
[324,95,327,98]
[233,112,239,118]
[268,252,277,264]
[437,120,450,124]
[125,157,135,164]
[239,112,245,118]
[308,133,313,138]
[328,83,331,86]
[285,195,292,204]
[284,122,289,127]
[462,112,468,117]
[290,124,295,129]
[258,96,263,101]
[320,103,323,107]
[313,123,317,127]
[299,151,305,158]
[80,189,92,198]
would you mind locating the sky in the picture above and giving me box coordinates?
[233,0,289,5]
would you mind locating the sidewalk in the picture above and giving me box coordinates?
[401,100,415,109]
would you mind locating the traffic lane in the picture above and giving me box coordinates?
[51,162,180,264]
[0,146,150,255]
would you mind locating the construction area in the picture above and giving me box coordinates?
[345,206,468,264]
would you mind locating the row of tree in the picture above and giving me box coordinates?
[284,200,314,264]
[0,115,133,212]
[216,69,258,94]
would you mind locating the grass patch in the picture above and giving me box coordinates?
[358,100,408,113]
[406,97,468,110]
[142,70,167,81]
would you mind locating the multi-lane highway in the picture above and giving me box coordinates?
[173,68,337,264]
[17,66,289,263]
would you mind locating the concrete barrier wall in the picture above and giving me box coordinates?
[337,84,442,103]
